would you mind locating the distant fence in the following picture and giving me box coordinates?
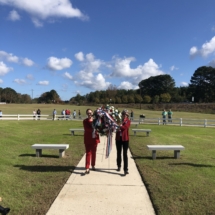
[0,114,215,128]
[0,114,82,121]
[137,117,215,128]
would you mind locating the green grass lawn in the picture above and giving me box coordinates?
[129,124,215,215]
[1,105,215,214]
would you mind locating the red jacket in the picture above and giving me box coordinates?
[116,119,131,141]
[83,118,100,144]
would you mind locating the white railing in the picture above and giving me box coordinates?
[1,115,215,127]
[137,117,215,128]
[0,114,76,120]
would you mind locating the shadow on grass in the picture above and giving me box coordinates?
[14,165,76,172]
[169,162,215,167]
[131,155,175,160]
[19,154,59,158]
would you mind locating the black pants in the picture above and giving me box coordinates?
[116,138,129,171]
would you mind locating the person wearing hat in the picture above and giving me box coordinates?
[115,109,131,175]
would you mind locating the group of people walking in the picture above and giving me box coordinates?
[83,108,130,175]
[162,109,173,125]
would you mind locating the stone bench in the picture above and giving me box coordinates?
[132,129,151,136]
[69,128,84,135]
[147,145,185,160]
[31,144,69,158]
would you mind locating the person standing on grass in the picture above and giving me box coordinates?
[168,109,173,123]
[83,108,100,174]
[78,110,81,119]
[33,110,36,120]
[37,109,41,120]
[73,110,76,119]
[53,109,57,120]
[130,110,134,121]
[116,109,131,175]
[0,110,2,119]
[162,109,167,125]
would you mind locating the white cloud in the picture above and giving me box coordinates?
[8,10,20,21]
[170,65,179,71]
[0,61,13,76]
[47,57,72,71]
[26,74,34,80]
[111,57,164,85]
[13,79,26,85]
[0,51,19,63]
[189,46,198,57]
[22,58,34,66]
[118,81,135,90]
[180,82,188,86]
[0,79,3,84]
[31,17,43,27]
[80,73,110,90]
[190,36,215,58]
[63,72,73,80]
[0,0,88,26]
[38,81,49,85]
[82,53,104,73]
[75,52,84,61]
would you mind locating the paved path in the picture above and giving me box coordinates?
[46,135,155,215]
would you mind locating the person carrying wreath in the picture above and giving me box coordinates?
[116,109,131,175]
[83,108,100,174]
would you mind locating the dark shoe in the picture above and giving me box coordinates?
[124,171,129,175]
[92,166,96,171]
[85,169,90,174]
[117,167,121,171]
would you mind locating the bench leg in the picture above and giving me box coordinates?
[174,150,180,159]
[147,132,149,136]
[134,131,136,136]
[152,150,156,160]
[36,149,42,157]
[59,149,65,158]
[71,131,74,136]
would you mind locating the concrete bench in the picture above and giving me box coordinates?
[147,145,185,160]
[69,128,84,135]
[132,129,151,136]
[31,144,69,158]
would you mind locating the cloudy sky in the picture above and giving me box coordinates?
[1,0,215,100]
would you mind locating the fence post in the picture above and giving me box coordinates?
[180,118,182,126]
[158,118,160,125]
[204,119,207,128]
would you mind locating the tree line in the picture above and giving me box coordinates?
[0,66,214,104]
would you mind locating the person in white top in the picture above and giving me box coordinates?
[33,110,36,120]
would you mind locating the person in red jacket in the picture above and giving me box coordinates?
[116,109,131,175]
[83,108,100,174]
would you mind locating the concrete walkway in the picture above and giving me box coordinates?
[46,135,155,215]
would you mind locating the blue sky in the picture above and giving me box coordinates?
[1,0,215,100]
